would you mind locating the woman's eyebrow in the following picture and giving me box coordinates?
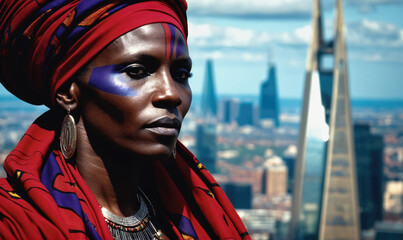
[125,54,160,66]
[173,57,192,68]
[127,53,192,68]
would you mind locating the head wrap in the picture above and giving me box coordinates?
[0,0,188,106]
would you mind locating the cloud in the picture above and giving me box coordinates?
[188,22,311,50]
[345,19,403,63]
[187,0,403,19]
[189,50,224,60]
[188,22,312,63]
[347,19,403,48]
[346,0,403,13]
[189,19,403,50]
[349,51,403,63]
[347,0,403,5]
[278,25,312,46]
[189,49,267,63]
[188,23,256,49]
[188,19,403,63]
[187,0,312,19]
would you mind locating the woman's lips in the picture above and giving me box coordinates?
[144,117,181,136]
[146,126,179,136]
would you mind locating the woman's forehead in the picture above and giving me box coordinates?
[116,24,166,44]
[96,23,188,63]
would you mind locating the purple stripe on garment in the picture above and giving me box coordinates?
[88,65,137,97]
[172,214,198,238]
[41,152,102,239]
[41,153,82,215]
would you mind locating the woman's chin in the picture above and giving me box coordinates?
[148,148,174,161]
[131,144,174,162]
[147,141,176,160]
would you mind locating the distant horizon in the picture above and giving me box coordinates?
[2,91,403,102]
[0,92,401,117]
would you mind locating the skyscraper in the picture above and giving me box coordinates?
[237,102,254,126]
[290,0,360,239]
[223,183,252,209]
[283,145,297,194]
[197,59,218,172]
[196,122,216,173]
[375,222,403,240]
[201,59,217,117]
[259,58,280,127]
[354,123,384,230]
[220,98,239,124]
[261,156,288,198]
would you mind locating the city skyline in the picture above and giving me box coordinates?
[0,1,402,239]
[1,1,402,104]
[185,0,403,100]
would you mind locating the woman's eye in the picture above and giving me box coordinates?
[122,65,148,80]
[173,68,192,83]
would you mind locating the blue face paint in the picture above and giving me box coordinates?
[175,34,186,59]
[88,65,137,97]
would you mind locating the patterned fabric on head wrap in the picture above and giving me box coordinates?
[0,0,188,106]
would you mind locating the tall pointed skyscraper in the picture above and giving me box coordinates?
[259,55,280,127]
[197,59,218,172]
[290,1,360,239]
[201,59,217,117]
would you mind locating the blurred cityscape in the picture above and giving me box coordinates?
[1,73,403,239]
[1,1,403,240]
[2,92,403,239]
[178,73,403,239]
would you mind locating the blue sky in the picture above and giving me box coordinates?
[186,0,403,100]
[1,0,402,102]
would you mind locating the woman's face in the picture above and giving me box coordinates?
[76,23,192,160]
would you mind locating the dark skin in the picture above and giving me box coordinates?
[55,23,192,221]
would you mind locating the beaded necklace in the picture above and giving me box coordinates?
[101,190,163,240]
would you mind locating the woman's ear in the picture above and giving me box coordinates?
[56,82,81,112]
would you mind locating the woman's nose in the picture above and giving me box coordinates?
[152,71,182,108]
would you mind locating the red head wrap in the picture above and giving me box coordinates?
[0,0,188,106]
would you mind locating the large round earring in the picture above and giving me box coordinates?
[60,108,77,159]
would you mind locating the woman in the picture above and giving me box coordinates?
[0,0,250,239]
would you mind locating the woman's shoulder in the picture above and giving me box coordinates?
[0,177,20,201]
[0,177,67,239]
[0,177,36,219]
[0,177,30,238]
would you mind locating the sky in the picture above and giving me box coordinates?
[0,0,402,103]
[185,0,403,100]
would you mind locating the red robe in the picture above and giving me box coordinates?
[0,111,250,239]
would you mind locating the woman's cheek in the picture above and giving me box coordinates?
[88,65,137,97]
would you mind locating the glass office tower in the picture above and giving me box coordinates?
[354,123,384,230]
[197,59,218,172]
[196,122,216,173]
[201,59,217,117]
[290,1,360,239]
[259,61,280,127]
